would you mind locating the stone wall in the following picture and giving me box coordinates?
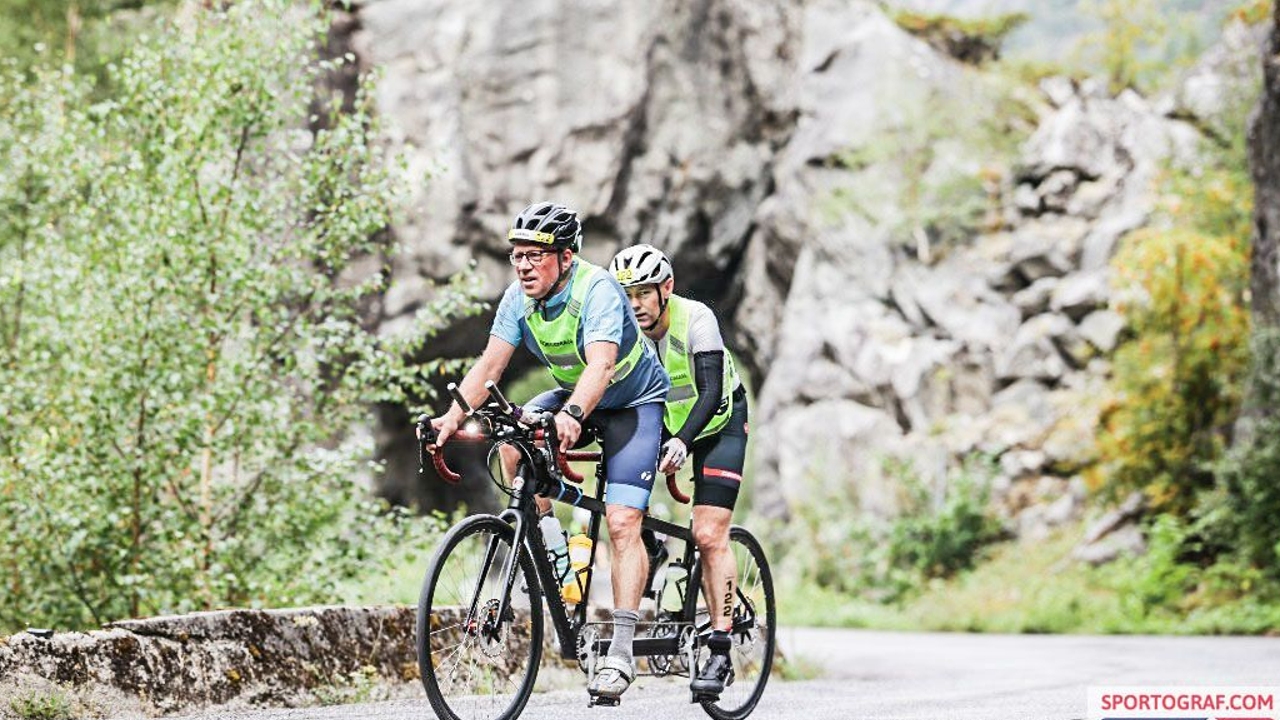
[0,607,421,716]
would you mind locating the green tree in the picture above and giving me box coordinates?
[0,0,479,631]
[1210,0,1280,579]
[1094,149,1253,513]
[1079,0,1170,94]
[1212,327,1280,577]
[0,0,175,76]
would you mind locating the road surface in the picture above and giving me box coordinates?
[171,628,1280,719]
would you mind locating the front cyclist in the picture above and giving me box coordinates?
[609,244,748,700]
[430,203,669,703]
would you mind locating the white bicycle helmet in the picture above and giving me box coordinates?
[609,244,673,288]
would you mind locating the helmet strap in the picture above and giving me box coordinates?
[643,284,669,333]
[535,253,574,310]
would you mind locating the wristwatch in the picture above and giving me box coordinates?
[563,403,585,423]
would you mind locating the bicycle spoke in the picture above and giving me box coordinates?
[698,527,776,720]
[418,516,543,720]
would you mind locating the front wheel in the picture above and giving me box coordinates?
[690,525,776,720]
[416,514,543,720]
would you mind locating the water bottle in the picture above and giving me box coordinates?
[649,560,669,600]
[538,515,570,584]
[659,562,687,614]
[562,534,593,605]
[572,507,592,534]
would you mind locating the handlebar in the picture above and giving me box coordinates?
[665,472,689,504]
[446,382,473,415]
[484,380,514,415]
[417,383,690,504]
[416,414,461,483]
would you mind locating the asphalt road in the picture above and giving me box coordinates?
[172,628,1280,720]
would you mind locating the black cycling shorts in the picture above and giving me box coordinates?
[689,387,748,511]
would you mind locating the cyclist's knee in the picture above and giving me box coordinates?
[605,505,643,542]
[693,522,729,553]
[692,507,731,552]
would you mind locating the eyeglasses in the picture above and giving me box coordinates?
[509,250,555,267]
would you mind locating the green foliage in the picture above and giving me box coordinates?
[1083,0,1163,94]
[1095,142,1252,513]
[780,519,1280,635]
[314,664,382,706]
[891,9,1029,41]
[1210,329,1280,578]
[1109,514,1280,631]
[1115,515,1197,615]
[883,459,1006,582]
[823,82,1029,263]
[785,457,1003,604]
[0,0,480,632]
[1077,0,1207,95]
[7,689,74,720]
[0,0,176,83]
[1230,0,1273,25]
[889,9,1030,65]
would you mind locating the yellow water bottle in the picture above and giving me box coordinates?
[562,534,593,604]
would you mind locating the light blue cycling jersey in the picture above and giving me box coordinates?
[490,258,670,409]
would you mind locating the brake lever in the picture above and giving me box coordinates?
[415,414,435,477]
[522,410,567,480]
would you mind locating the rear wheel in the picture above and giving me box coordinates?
[690,526,776,720]
[416,514,543,720]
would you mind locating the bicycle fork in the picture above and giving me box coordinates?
[460,508,528,642]
[494,508,528,630]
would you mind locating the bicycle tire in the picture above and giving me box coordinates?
[689,525,776,720]
[416,514,543,720]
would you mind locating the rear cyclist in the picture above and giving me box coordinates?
[609,244,748,700]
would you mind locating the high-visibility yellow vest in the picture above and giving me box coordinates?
[660,295,738,439]
[525,260,642,390]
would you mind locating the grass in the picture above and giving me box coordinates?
[887,528,1129,634]
[360,515,1280,638]
[338,541,433,606]
[776,527,1114,633]
[314,665,382,706]
[776,522,1280,635]
[773,651,829,682]
[8,690,74,720]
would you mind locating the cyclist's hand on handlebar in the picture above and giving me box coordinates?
[429,415,460,452]
[659,438,687,474]
[554,410,581,453]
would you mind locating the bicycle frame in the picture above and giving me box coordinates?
[417,380,775,720]
[420,380,742,667]
[495,448,699,662]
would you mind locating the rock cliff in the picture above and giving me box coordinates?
[347,0,1263,532]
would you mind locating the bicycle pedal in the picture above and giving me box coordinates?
[589,693,622,708]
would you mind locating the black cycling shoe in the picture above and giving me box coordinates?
[690,653,734,699]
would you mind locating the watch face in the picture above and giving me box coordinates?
[566,404,584,420]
